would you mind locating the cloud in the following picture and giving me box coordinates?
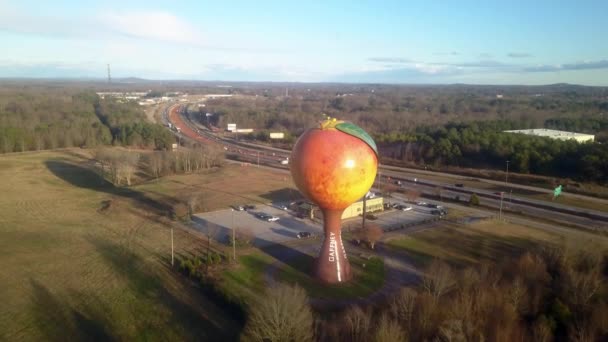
[0,3,94,38]
[507,52,532,58]
[99,11,202,45]
[524,59,608,72]
[433,51,459,56]
[445,60,514,68]
[368,57,413,63]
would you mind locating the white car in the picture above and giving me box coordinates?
[280,158,289,165]
[393,204,412,211]
[268,216,280,222]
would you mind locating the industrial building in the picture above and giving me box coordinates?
[503,129,594,143]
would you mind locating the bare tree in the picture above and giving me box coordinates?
[235,227,254,246]
[389,288,416,331]
[342,306,371,342]
[507,277,528,315]
[423,259,455,299]
[118,151,139,186]
[374,314,407,342]
[532,316,553,342]
[241,283,314,342]
[405,189,421,203]
[187,193,199,216]
[363,224,383,249]
[146,152,164,179]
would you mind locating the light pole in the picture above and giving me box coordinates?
[506,160,512,205]
[171,227,174,266]
[499,192,504,221]
[231,209,236,262]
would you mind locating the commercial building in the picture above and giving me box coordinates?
[294,197,384,220]
[503,129,594,143]
[342,196,384,219]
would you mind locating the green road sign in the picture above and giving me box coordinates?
[553,185,563,199]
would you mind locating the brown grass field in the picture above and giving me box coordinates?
[1,148,606,340]
[0,149,299,341]
[386,219,608,269]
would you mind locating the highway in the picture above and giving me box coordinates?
[164,103,608,232]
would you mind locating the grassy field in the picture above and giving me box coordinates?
[276,254,385,300]
[216,247,385,305]
[0,149,301,341]
[386,219,608,269]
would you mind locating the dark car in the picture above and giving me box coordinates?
[244,204,256,210]
[297,232,312,239]
[455,183,464,187]
[232,205,245,211]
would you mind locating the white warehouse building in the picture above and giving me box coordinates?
[503,129,594,143]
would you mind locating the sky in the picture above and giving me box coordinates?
[1,0,608,85]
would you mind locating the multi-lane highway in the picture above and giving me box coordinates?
[164,103,608,231]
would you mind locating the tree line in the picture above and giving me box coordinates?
[242,246,607,341]
[93,145,225,187]
[0,89,174,153]
[377,120,608,184]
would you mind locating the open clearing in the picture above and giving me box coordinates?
[0,149,297,341]
[386,219,608,269]
[2,148,606,340]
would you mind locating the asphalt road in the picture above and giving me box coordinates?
[166,103,607,232]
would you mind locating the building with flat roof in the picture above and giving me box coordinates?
[294,197,384,220]
[503,129,594,143]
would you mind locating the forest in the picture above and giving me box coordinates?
[0,88,173,153]
[2,81,608,183]
[199,86,608,184]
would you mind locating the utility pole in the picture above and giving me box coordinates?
[171,227,174,266]
[506,160,512,206]
[362,195,367,230]
[231,209,236,262]
[499,192,504,221]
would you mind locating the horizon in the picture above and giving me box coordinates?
[2,0,608,85]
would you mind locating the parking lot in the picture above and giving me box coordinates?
[192,205,322,247]
[192,201,438,247]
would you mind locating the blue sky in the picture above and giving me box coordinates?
[1,0,608,85]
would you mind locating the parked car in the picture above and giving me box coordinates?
[395,205,413,211]
[232,205,245,211]
[455,183,464,187]
[256,213,280,222]
[244,204,256,210]
[395,180,402,185]
[364,213,378,220]
[297,232,312,239]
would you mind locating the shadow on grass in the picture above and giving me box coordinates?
[388,227,546,270]
[29,280,113,342]
[45,160,176,217]
[258,187,303,204]
[86,236,240,341]
[257,237,316,274]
